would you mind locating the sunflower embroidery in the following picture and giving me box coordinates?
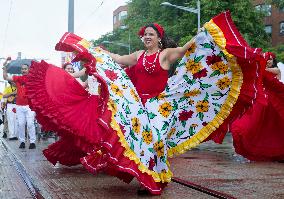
[211,61,229,74]
[184,89,201,98]
[121,84,128,89]
[167,128,176,139]
[108,99,117,113]
[188,99,195,105]
[110,83,123,97]
[95,57,104,64]
[153,140,165,158]
[157,92,166,100]
[142,129,153,145]
[94,47,103,52]
[131,117,141,134]
[160,169,168,176]
[130,89,139,102]
[196,100,209,113]
[186,59,202,74]
[185,43,197,57]
[216,76,231,90]
[158,102,173,118]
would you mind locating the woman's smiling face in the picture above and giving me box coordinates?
[143,27,160,49]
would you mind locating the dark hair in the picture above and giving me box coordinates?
[145,23,177,49]
[21,64,29,68]
[63,62,72,70]
[63,62,75,73]
[272,58,278,68]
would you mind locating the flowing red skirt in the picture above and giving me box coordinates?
[26,61,166,195]
[231,72,284,161]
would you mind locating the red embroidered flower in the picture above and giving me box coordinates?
[193,68,208,79]
[178,110,194,121]
[105,70,118,81]
[12,108,16,113]
[149,158,155,170]
[206,55,222,66]
[119,124,126,135]
[202,122,208,126]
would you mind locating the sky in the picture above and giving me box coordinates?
[0,0,128,91]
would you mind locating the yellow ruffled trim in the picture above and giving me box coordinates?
[204,20,233,59]
[78,39,91,49]
[167,20,243,157]
[107,102,173,183]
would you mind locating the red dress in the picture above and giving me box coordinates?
[231,71,284,161]
[126,51,168,104]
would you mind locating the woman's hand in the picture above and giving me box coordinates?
[72,52,97,75]
[3,57,11,67]
[266,68,281,80]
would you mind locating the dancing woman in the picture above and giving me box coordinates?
[231,52,284,161]
[26,11,263,194]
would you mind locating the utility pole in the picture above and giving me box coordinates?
[68,0,74,33]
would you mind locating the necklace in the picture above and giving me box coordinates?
[143,50,160,74]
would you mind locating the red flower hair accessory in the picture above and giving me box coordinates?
[263,52,276,61]
[138,26,146,38]
[138,23,165,38]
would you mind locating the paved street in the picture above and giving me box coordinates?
[0,134,283,199]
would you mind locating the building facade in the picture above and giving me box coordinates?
[113,5,128,30]
[253,0,284,46]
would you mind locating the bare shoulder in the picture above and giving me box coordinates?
[136,50,144,60]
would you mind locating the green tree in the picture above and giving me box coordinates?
[93,0,270,54]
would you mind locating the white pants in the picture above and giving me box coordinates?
[17,105,36,143]
[6,103,18,138]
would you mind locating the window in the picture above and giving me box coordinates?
[118,11,127,21]
[120,25,127,30]
[255,4,272,16]
[265,25,272,35]
[280,22,284,35]
[113,15,117,24]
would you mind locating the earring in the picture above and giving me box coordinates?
[159,40,163,48]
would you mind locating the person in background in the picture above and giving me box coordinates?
[231,52,284,161]
[2,59,36,149]
[63,62,75,74]
[1,99,7,138]
[63,62,88,88]
[2,81,18,140]
[264,52,281,80]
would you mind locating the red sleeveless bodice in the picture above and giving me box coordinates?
[132,51,168,103]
